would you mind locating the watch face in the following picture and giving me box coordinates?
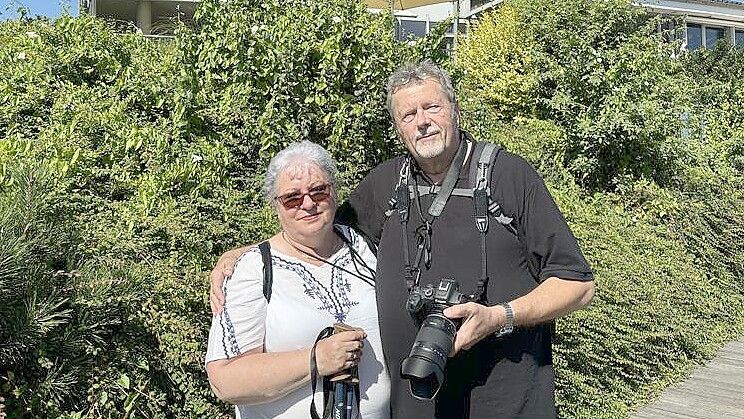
[495,326,511,338]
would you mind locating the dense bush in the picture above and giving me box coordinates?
[0,164,78,416]
[551,185,743,418]
[0,1,443,416]
[458,0,692,190]
[0,14,228,417]
[175,0,447,185]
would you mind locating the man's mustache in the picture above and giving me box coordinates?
[415,129,440,141]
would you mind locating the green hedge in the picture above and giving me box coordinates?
[1,0,742,418]
[458,0,692,191]
[459,0,744,416]
[0,2,440,417]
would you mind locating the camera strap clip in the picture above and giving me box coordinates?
[404,266,419,291]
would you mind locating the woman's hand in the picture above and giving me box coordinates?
[314,330,367,376]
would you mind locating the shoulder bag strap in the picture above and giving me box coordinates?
[258,241,273,302]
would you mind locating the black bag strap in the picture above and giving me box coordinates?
[470,142,501,299]
[258,241,273,302]
[393,157,417,290]
[310,327,336,419]
[467,142,539,280]
[360,231,378,256]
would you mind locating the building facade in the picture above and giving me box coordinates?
[380,0,744,50]
[640,0,744,49]
[80,0,197,36]
[82,0,744,49]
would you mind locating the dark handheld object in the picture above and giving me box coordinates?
[401,278,479,400]
[333,383,349,419]
[311,323,361,419]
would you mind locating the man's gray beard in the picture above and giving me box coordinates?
[414,138,446,159]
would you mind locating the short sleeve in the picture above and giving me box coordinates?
[521,174,594,283]
[205,248,268,363]
[492,152,593,283]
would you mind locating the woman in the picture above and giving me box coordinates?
[205,141,390,419]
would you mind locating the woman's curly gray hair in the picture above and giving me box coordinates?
[263,141,338,203]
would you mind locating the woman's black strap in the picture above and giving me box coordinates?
[310,327,335,419]
[258,241,273,302]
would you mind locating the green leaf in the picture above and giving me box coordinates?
[116,374,130,390]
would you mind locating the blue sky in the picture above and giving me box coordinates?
[1,0,78,20]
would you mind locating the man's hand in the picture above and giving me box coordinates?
[443,302,504,356]
[209,247,250,315]
[442,277,595,356]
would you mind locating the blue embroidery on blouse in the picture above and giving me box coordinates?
[273,239,360,322]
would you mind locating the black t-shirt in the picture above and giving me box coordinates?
[338,135,593,419]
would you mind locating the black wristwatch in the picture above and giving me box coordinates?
[495,302,514,337]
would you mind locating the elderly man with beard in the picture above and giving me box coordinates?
[211,60,595,418]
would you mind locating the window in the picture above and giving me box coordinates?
[430,21,467,35]
[736,30,744,48]
[705,26,725,49]
[397,19,427,39]
[440,37,454,55]
[686,23,732,50]
[471,0,493,9]
[396,17,465,57]
[687,24,702,50]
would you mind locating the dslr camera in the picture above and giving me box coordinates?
[400,278,480,400]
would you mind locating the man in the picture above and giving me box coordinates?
[211,60,594,418]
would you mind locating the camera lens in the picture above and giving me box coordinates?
[400,313,457,400]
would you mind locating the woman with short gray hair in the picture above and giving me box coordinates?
[205,141,390,419]
[262,141,339,204]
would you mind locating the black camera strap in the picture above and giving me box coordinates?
[426,137,467,218]
[393,156,415,290]
[395,139,467,291]
[310,326,362,419]
[310,326,336,419]
[388,135,509,302]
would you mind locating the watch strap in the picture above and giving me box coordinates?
[495,302,514,337]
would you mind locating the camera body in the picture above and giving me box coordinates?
[401,278,480,400]
[406,278,472,322]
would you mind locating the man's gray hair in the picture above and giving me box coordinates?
[263,140,338,203]
[386,59,456,117]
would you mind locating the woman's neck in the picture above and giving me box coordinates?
[281,228,340,260]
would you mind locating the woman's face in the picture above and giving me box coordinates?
[274,161,336,243]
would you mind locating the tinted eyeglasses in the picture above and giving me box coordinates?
[275,183,333,210]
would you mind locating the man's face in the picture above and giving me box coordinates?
[391,79,459,164]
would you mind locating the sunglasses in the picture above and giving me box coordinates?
[275,183,333,210]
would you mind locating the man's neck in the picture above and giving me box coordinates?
[422,167,447,185]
